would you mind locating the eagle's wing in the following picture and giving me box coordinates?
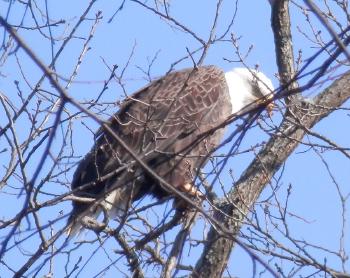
[68,65,231,235]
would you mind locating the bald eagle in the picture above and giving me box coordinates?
[67,66,274,235]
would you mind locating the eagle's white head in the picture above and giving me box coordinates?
[225,68,274,115]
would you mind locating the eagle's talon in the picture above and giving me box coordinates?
[181,183,204,200]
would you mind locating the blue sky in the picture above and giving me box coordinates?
[1,0,349,277]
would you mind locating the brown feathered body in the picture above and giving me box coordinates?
[68,66,232,234]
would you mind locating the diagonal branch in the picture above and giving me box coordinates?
[191,70,350,277]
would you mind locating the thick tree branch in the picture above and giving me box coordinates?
[192,70,350,277]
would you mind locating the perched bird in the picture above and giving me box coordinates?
[67,65,274,235]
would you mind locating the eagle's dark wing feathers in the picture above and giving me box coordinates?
[68,66,231,234]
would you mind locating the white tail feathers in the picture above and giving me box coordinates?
[67,188,130,238]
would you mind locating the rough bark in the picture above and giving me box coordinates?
[271,0,298,90]
[192,69,350,278]
[192,2,307,276]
